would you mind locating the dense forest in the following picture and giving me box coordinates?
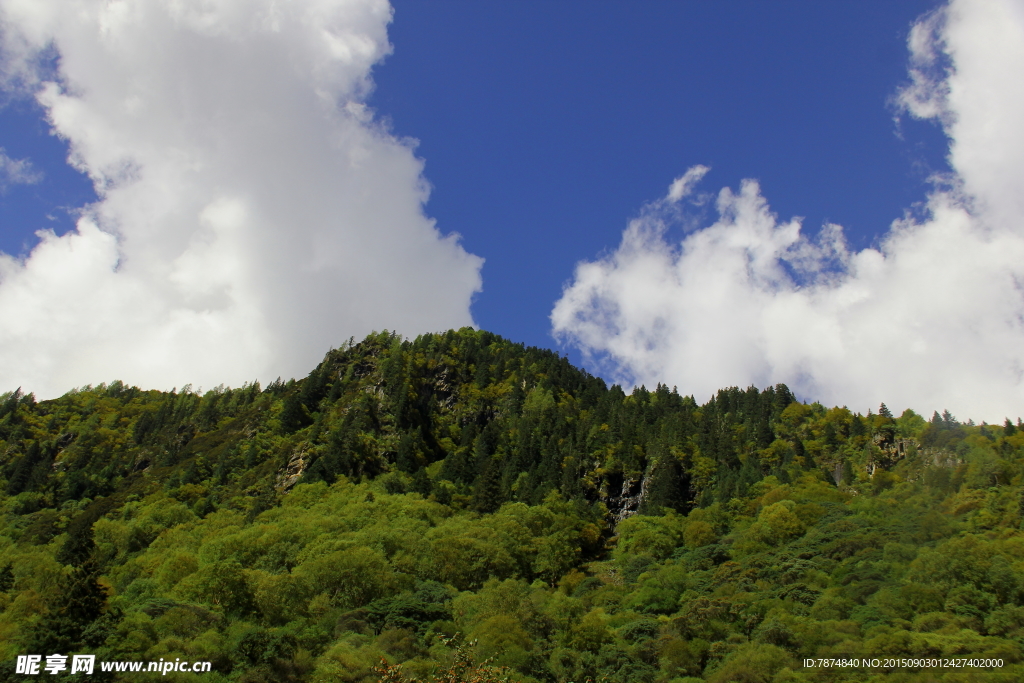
[1,328,1022,682]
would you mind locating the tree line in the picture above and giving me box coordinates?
[0,328,1022,681]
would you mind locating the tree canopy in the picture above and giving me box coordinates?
[0,329,1022,682]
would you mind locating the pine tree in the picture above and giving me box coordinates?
[842,459,854,485]
[5,440,40,495]
[28,512,111,655]
[0,563,13,592]
[280,393,309,433]
[412,467,432,496]
[472,458,504,513]
[638,455,686,514]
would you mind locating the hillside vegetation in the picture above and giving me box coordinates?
[1,329,1023,682]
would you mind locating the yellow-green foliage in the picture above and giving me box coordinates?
[2,331,1024,683]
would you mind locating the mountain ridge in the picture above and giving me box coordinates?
[1,328,1022,682]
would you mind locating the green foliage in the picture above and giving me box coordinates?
[1,329,1024,682]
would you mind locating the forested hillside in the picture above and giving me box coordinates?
[1,329,1023,682]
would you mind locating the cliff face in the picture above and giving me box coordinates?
[600,474,645,525]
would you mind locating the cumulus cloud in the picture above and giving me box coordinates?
[0,147,41,190]
[0,0,482,398]
[552,0,1024,422]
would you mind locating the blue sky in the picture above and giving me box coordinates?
[0,98,96,255]
[0,0,944,358]
[2,0,946,348]
[1,0,1022,420]
[368,0,947,358]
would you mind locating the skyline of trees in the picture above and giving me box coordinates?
[0,328,1021,682]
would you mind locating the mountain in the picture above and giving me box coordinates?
[0,328,1021,682]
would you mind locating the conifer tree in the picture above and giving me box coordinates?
[0,563,13,593]
[27,513,111,655]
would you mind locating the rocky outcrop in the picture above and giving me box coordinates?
[601,473,652,526]
[276,446,309,491]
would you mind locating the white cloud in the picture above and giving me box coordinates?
[552,0,1024,422]
[666,165,709,203]
[0,147,42,189]
[0,0,482,398]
